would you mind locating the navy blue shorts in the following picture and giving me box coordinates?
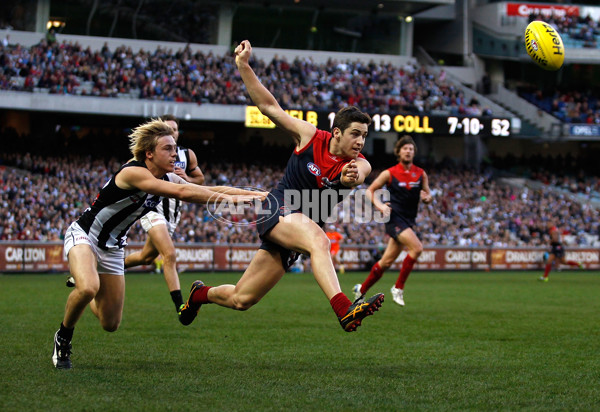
[550,242,565,258]
[384,214,415,239]
[256,190,301,271]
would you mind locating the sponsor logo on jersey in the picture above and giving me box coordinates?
[307,162,321,176]
[144,197,160,208]
[174,161,186,169]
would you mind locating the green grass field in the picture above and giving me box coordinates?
[1,271,599,411]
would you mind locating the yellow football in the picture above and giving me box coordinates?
[524,21,565,71]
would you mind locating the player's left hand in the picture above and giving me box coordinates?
[173,167,189,181]
[341,160,359,186]
[420,190,433,204]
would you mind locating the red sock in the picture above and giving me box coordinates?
[543,263,552,278]
[361,262,384,294]
[395,255,416,289]
[330,293,352,318]
[190,285,212,304]
[566,260,579,267]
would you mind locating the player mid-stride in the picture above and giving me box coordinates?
[353,135,432,307]
[539,222,584,282]
[179,40,384,332]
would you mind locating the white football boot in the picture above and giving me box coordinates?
[390,286,405,306]
[352,284,363,301]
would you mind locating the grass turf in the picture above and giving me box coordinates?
[1,271,599,411]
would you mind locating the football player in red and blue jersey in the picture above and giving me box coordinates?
[539,222,584,282]
[180,40,384,332]
[353,135,432,307]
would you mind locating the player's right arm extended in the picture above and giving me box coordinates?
[117,167,259,204]
[235,40,315,146]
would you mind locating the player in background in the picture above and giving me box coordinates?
[179,39,384,332]
[539,222,584,282]
[52,119,265,369]
[124,114,205,322]
[325,224,345,274]
[353,135,432,306]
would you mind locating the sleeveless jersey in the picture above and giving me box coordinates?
[156,172,185,225]
[158,146,191,225]
[76,160,161,250]
[273,129,365,227]
[174,146,190,173]
[387,163,424,221]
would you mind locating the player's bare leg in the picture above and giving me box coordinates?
[146,226,181,292]
[124,233,160,269]
[88,273,125,332]
[356,238,402,299]
[208,249,286,309]
[55,244,99,369]
[63,245,100,328]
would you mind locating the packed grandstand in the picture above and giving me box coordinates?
[1,150,598,248]
[1,1,600,256]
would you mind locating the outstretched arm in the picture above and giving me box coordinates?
[235,40,316,147]
[207,186,269,198]
[116,167,262,205]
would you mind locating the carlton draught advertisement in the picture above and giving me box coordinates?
[1,243,598,272]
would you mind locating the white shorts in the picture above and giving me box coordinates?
[140,211,176,236]
[63,222,125,275]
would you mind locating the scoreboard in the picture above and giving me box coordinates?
[245,106,512,137]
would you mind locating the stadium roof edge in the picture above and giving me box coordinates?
[201,0,450,17]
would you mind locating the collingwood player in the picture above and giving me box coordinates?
[124,114,205,321]
[52,119,265,369]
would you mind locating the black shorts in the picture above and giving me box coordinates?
[256,190,301,271]
[550,242,565,258]
[385,214,415,239]
[259,240,301,271]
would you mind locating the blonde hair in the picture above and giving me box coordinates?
[128,119,174,162]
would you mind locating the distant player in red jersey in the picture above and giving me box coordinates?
[179,39,384,332]
[539,222,583,282]
[353,135,432,306]
[325,225,345,274]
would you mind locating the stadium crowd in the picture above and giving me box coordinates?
[518,85,600,124]
[519,13,600,122]
[530,11,600,49]
[1,151,598,248]
[0,37,491,115]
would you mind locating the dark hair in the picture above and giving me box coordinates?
[159,114,179,126]
[394,135,417,159]
[332,106,371,133]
